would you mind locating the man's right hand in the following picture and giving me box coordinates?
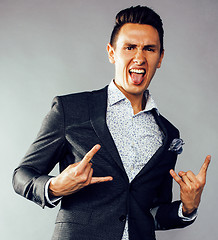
[49,144,113,197]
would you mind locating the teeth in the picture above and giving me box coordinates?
[129,69,145,74]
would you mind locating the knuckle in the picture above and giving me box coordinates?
[186,171,192,177]
[177,178,183,185]
[195,181,204,189]
[186,188,192,194]
[180,171,186,176]
[74,169,81,176]
[83,154,91,161]
[80,174,89,183]
[83,181,89,186]
[86,177,92,185]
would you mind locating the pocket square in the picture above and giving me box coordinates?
[168,138,184,154]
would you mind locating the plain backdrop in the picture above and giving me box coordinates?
[1,0,217,239]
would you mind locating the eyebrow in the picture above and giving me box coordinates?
[144,44,157,48]
[124,43,158,48]
[124,43,137,47]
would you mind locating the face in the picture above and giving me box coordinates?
[107,23,164,100]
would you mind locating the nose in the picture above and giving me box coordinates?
[133,50,145,65]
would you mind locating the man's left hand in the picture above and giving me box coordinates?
[170,155,211,216]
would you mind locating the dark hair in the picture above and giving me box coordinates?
[110,5,164,53]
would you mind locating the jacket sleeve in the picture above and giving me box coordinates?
[12,97,66,208]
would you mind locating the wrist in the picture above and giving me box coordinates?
[182,205,197,217]
[48,177,61,197]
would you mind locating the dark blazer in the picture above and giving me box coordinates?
[13,86,194,240]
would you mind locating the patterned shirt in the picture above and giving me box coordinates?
[106,80,164,239]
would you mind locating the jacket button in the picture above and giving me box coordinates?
[119,215,126,222]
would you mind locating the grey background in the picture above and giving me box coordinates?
[1,0,217,239]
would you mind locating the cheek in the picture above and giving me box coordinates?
[116,59,128,72]
[148,58,161,70]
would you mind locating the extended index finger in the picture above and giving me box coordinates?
[199,155,211,176]
[79,144,101,169]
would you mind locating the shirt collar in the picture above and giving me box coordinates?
[108,80,160,115]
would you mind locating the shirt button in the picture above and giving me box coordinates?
[119,215,126,222]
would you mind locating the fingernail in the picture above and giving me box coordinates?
[95,144,101,150]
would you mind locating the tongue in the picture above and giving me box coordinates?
[130,73,144,85]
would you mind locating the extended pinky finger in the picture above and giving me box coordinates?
[91,176,113,184]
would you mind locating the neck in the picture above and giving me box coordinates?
[129,94,146,115]
[114,82,146,114]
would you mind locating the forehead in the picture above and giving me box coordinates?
[116,23,160,46]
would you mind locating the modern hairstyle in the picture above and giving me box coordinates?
[110,5,164,54]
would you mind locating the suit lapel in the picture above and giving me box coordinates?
[88,86,127,176]
[132,109,172,180]
[88,87,177,182]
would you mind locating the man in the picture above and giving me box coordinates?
[13,6,210,240]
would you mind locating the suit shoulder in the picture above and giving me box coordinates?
[55,86,108,105]
[50,86,108,121]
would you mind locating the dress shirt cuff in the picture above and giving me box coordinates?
[178,203,198,221]
[45,178,62,207]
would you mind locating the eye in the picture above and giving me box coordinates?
[126,47,133,50]
[146,47,155,52]
[126,46,134,50]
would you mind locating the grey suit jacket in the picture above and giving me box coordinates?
[13,86,194,240]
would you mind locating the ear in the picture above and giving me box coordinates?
[107,43,115,64]
[157,50,164,68]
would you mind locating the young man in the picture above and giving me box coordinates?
[13,6,210,240]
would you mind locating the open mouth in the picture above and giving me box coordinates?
[129,68,146,85]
